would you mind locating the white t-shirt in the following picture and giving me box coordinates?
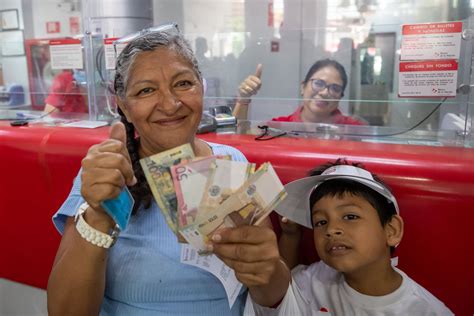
[247,261,453,316]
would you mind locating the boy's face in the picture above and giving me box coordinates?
[311,192,392,275]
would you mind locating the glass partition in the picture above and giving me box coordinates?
[0,0,472,147]
[181,0,473,147]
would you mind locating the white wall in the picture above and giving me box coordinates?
[31,0,81,39]
[153,0,311,119]
[242,0,304,120]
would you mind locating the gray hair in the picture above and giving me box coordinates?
[114,30,202,99]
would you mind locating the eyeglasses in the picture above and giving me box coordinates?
[310,79,344,97]
[113,23,180,54]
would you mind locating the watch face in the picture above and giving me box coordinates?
[110,227,120,247]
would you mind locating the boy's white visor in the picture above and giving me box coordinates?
[274,165,399,228]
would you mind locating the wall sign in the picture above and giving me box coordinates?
[104,38,127,70]
[0,30,24,56]
[398,60,458,97]
[0,9,20,31]
[46,21,61,34]
[401,22,462,61]
[49,38,83,69]
[69,16,80,35]
[399,22,462,98]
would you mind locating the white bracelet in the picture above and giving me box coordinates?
[74,202,120,248]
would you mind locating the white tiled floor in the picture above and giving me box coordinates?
[0,278,47,316]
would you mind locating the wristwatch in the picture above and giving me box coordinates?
[74,202,120,248]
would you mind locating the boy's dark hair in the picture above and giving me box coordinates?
[308,158,397,254]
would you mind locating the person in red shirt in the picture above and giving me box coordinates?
[233,59,366,125]
[43,70,88,113]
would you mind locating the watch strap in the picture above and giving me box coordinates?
[75,202,120,248]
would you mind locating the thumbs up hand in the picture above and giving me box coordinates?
[81,122,137,213]
[109,121,127,144]
[238,64,263,100]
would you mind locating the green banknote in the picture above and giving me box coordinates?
[140,144,195,233]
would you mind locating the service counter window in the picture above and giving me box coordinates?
[0,0,89,123]
[188,0,474,148]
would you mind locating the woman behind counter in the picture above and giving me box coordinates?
[47,25,249,315]
[233,59,366,125]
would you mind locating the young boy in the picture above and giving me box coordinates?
[211,159,453,315]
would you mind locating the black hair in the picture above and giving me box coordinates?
[308,158,397,254]
[302,59,348,96]
[118,107,152,215]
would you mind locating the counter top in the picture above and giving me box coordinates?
[0,122,472,314]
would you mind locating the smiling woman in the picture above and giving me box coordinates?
[234,59,367,125]
[46,26,249,316]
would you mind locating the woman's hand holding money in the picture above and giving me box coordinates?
[210,225,291,307]
[80,122,137,227]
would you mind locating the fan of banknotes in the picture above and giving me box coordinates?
[140,144,287,252]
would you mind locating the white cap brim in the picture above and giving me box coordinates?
[274,165,399,228]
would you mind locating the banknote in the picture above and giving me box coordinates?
[172,156,218,228]
[199,159,255,217]
[180,163,287,251]
[140,144,195,233]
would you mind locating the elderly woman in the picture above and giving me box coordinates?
[233,59,366,125]
[47,26,265,315]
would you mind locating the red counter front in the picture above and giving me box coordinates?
[0,122,473,315]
